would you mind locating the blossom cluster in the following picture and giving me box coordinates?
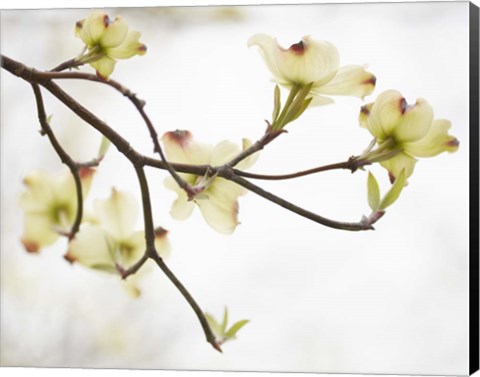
[248,33,459,187]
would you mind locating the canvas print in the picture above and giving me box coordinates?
[1,1,478,375]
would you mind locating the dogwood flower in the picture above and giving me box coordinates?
[161,130,258,234]
[359,90,459,181]
[19,168,94,253]
[248,34,376,106]
[65,189,170,297]
[74,11,147,78]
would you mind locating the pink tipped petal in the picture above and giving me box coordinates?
[359,103,374,129]
[78,167,95,197]
[108,31,146,59]
[380,152,417,181]
[248,34,340,86]
[154,227,171,259]
[277,36,339,85]
[74,19,85,39]
[404,119,459,158]
[394,98,434,143]
[100,16,129,48]
[313,65,376,98]
[161,130,211,165]
[94,189,138,241]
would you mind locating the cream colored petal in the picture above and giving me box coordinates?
[248,34,286,84]
[236,139,260,170]
[369,90,406,140]
[21,213,59,252]
[210,140,241,166]
[90,56,117,78]
[394,98,434,143]
[404,119,459,158]
[19,171,55,212]
[197,179,245,234]
[380,152,417,181]
[154,227,171,259]
[307,94,335,107]
[196,198,239,234]
[81,12,108,47]
[165,177,196,220]
[107,30,147,59]
[100,16,128,48]
[161,130,212,165]
[171,197,196,221]
[276,36,340,85]
[65,225,116,272]
[312,65,376,98]
[94,189,138,241]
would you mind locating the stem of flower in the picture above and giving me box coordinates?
[272,83,301,130]
[232,156,363,180]
[50,58,84,72]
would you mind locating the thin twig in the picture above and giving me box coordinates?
[150,252,222,352]
[226,128,283,168]
[227,173,375,231]
[30,83,85,240]
[232,157,367,180]
[135,167,222,352]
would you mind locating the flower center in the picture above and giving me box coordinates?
[50,204,72,228]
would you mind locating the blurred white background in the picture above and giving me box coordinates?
[0,1,471,375]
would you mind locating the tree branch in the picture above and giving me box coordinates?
[32,69,198,198]
[30,83,86,240]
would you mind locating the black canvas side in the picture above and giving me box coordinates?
[470,1,480,375]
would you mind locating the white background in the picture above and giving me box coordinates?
[1,0,477,376]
